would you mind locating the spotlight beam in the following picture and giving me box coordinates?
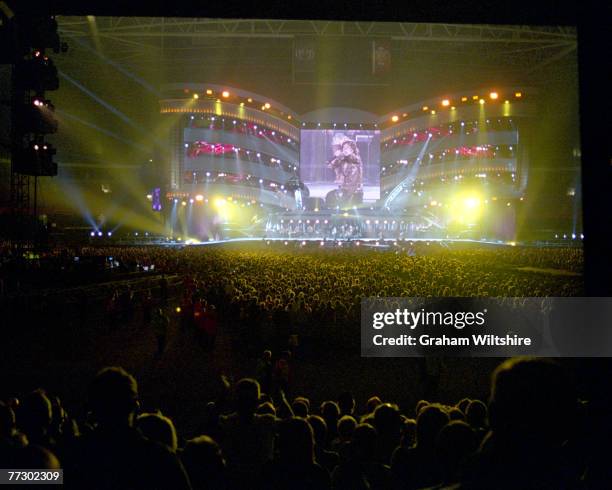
[384,133,432,209]
[66,35,162,97]
[57,109,150,152]
[58,70,146,131]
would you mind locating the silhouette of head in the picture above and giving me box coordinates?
[436,420,478,481]
[277,417,315,466]
[338,392,355,415]
[182,435,226,489]
[17,390,52,439]
[292,400,309,418]
[466,399,488,429]
[351,423,377,462]
[416,404,450,449]
[136,412,178,451]
[87,367,139,425]
[306,415,327,447]
[489,357,576,444]
[373,403,401,437]
[337,415,357,441]
[235,378,260,417]
[366,396,382,414]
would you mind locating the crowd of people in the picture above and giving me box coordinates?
[0,357,602,489]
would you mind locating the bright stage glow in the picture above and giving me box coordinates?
[391,115,399,122]
[479,99,485,105]
[489,92,498,99]
[515,92,522,98]
[264,102,271,109]
[448,192,483,224]
[222,90,230,98]
[206,89,213,95]
[214,198,227,208]
[195,194,204,201]
[193,93,199,99]
[441,99,450,106]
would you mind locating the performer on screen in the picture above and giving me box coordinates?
[327,138,363,200]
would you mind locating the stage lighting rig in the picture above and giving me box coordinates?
[16,97,57,134]
[14,141,58,177]
[15,54,59,92]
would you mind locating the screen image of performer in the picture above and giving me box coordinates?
[327,138,363,199]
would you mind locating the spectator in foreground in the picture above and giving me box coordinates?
[135,412,178,452]
[463,357,581,489]
[65,366,191,490]
[260,417,331,489]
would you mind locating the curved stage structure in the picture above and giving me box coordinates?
[157,85,535,242]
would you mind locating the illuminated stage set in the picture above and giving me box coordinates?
[157,85,530,244]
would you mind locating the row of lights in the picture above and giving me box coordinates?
[389,91,523,123]
[188,89,296,122]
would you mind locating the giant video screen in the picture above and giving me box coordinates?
[300,130,380,205]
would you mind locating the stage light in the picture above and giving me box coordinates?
[451,106,456,110]
[264,103,271,109]
[441,99,450,106]
[391,115,399,122]
[206,89,213,95]
[580,233,584,239]
[461,96,468,102]
[174,198,178,203]
[320,241,325,246]
[479,99,485,105]
[284,241,288,245]
[248,98,253,103]
[489,92,498,100]
[90,231,95,237]
[193,93,199,99]
[240,102,244,107]
[107,232,112,237]
[288,115,292,120]
[146,194,152,200]
[222,91,230,98]
[431,110,436,115]
[259,179,263,184]
[98,231,103,236]
[515,92,522,98]
[195,194,204,201]
[189,198,194,204]
[422,106,428,111]
[472,95,479,100]
[181,201,187,206]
